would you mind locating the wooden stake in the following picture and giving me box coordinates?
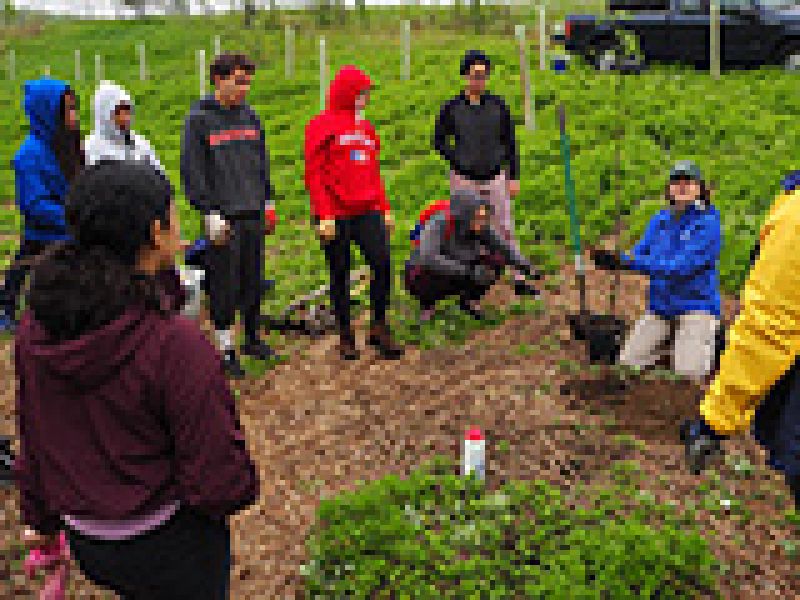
[95,53,103,81]
[516,24,533,131]
[74,49,81,81]
[285,24,294,79]
[214,35,221,58]
[138,43,146,81]
[198,49,206,97]
[8,49,14,81]
[710,0,720,80]
[539,4,547,71]
[319,36,327,111]
[402,20,411,81]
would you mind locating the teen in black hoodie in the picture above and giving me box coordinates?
[180,52,275,378]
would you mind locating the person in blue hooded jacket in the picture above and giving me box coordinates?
[0,78,84,333]
[591,161,722,384]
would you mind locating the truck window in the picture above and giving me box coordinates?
[678,0,710,12]
[718,0,754,10]
[758,0,797,8]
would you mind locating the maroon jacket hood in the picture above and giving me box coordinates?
[18,308,155,390]
[17,267,185,391]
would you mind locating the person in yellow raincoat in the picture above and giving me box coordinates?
[682,172,800,508]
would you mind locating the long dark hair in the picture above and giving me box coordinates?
[51,89,84,184]
[27,160,174,342]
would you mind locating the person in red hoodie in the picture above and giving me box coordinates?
[305,65,403,361]
[14,160,258,599]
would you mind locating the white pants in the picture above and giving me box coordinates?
[619,311,720,382]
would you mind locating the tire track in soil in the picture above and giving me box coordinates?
[0,260,797,599]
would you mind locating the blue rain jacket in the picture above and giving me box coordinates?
[12,78,71,242]
[621,204,721,318]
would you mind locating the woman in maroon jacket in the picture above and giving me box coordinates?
[14,160,258,599]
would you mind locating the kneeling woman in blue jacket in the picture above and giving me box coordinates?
[591,161,722,384]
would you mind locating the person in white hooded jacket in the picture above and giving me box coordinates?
[85,81,164,170]
[85,81,204,318]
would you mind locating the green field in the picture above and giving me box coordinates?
[0,7,796,314]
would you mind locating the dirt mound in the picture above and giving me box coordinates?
[0,260,797,599]
[563,374,703,442]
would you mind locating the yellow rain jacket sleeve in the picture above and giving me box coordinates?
[701,189,800,435]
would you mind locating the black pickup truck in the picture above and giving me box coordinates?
[552,0,800,70]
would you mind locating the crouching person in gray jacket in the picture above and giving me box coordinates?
[405,190,541,322]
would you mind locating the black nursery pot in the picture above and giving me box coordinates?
[568,313,627,364]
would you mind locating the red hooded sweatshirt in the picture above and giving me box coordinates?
[304,65,390,220]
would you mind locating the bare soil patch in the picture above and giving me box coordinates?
[0,260,797,599]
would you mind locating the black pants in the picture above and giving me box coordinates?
[788,474,800,509]
[206,215,264,338]
[66,508,231,600]
[0,238,50,318]
[404,253,503,310]
[319,211,391,332]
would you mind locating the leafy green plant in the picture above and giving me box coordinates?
[303,458,721,598]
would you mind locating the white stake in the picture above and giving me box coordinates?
[516,24,534,131]
[285,24,294,79]
[214,35,221,58]
[95,53,103,81]
[319,37,327,111]
[198,49,206,97]
[539,4,547,71]
[138,43,146,81]
[43,65,50,76]
[8,49,14,81]
[710,0,720,80]
[402,19,411,81]
[74,49,81,81]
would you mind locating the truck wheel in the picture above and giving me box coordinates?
[784,46,800,71]
[585,37,620,70]
[587,31,646,72]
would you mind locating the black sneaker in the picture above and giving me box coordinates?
[514,279,540,298]
[222,350,245,379]
[241,338,275,361]
[458,298,486,321]
[0,437,14,486]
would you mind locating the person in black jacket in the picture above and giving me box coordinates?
[433,50,535,297]
[180,53,275,378]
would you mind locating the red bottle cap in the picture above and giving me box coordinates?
[465,428,484,441]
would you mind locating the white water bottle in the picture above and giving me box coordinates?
[462,428,485,481]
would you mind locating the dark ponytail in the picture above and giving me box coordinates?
[27,160,174,342]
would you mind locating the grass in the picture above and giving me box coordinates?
[0,5,793,348]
